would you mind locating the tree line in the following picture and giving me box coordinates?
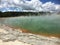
[0,11,51,17]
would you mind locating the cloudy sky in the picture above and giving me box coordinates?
[0,0,60,12]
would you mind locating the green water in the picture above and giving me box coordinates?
[0,15,60,34]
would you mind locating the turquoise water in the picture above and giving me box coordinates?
[1,15,60,34]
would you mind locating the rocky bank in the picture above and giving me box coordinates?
[0,24,60,45]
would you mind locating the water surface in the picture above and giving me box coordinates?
[0,15,60,37]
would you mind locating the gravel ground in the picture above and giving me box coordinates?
[0,24,60,45]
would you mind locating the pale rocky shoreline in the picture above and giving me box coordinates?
[0,24,60,45]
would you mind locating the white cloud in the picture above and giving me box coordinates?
[55,5,60,12]
[42,2,56,12]
[0,0,60,12]
[42,2,60,12]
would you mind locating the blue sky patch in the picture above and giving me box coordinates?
[40,0,60,4]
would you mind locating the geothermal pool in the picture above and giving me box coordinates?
[0,15,60,37]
